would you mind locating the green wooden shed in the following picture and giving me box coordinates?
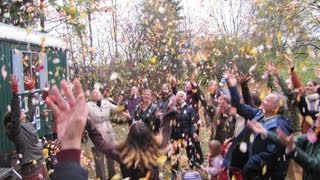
[0,22,69,154]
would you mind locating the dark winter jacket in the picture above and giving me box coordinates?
[133,103,160,133]
[52,150,88,180]
[6,93,43,165]
[124,96,141,117]
[224,86,292,180]
[171,103,198,139]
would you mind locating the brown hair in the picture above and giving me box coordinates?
[117,121,164,170]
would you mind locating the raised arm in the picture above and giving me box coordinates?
[289,135,320,172]
[46,79,89,179]
[24,74,36,122]
[239,74,256,107]
[267,63,295,101]
[5,75,21,138]
[277,128,320,173]
[225,71,259,120]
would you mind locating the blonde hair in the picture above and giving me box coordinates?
[209,140,221,157]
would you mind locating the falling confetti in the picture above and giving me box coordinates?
[158,7,166,14]
[156,155,167,166]
[262,165,267,175]
[52,58,60,64]
[93,82,102,90]
[150,56,157,64]
[239,142,247,153]
[25,27,32,35]
[248,64,257,75]
[110,72,119,80]
[1,65,7,79]
[111,173,122,180]
[249,133,255,143]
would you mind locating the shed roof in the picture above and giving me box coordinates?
[0,23,68,50]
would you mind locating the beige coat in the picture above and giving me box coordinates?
[87,100,117,144]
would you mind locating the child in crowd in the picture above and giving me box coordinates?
[201,140,224,180]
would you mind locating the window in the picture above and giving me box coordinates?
[12,49,47,94]
[22,52,40,90]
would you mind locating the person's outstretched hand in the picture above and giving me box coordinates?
[239,74,251,85]
[266,62,279,76]
[224,70,237,87]
[283,54,294,69]
[171,75,177,86]
[248,120,268,139]
[45,79,88,150]
[24,74,35,92]
[9,75,19,94]
[277,128,295,152]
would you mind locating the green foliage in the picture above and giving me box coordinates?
[139,0,185,61]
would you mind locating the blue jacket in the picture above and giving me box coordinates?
[224,86,293,180]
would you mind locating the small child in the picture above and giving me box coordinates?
[201,140,224,180]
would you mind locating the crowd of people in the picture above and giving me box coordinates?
[3,54,320,179]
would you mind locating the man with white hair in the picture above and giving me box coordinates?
[87,88,118,180]
[224,72,293,180]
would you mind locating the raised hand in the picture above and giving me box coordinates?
[45,79,88,150]
[24,74,35,91]
[266,62,279,76]
[171,75,177,86]
[224,70,237,87]
[239,74,251,85]
[247,120,268,138]
[277,128,296,152]
[277,128,295,152]
[283,54,294,68]
[9,75,19,93]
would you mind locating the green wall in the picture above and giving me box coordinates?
[0,38,68,154]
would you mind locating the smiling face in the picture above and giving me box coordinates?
[219,97,230,114]
[259,93,279,116]
[306,81,317,94]
[176,92,186,105]
[131,86,139,96]
[161,83,170,95]
[208,80,218,93]
[142,89,152,103]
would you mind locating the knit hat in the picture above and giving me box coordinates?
[183,171,202,180]
[176,91,187,97]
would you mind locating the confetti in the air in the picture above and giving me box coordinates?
[1,65,7,79]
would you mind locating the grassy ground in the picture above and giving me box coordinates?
[82,114,211,179]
